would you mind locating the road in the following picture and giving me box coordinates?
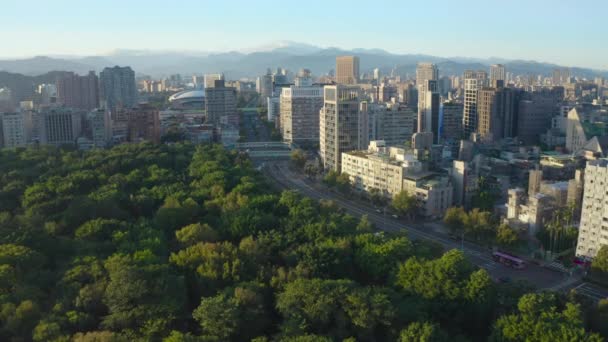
[263,160,579,291]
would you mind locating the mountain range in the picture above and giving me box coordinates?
[1,42,607,82]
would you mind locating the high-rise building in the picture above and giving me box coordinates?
[476,81,517,141]
[517,88,561,145]
[204,73,225,89]
[205,80,238,126]
[335,56,360,85]
[319,85,367,171]
[279,85,323,145]
[416,63,439,135]
[39,107,82,146]
[99,66,137,110]
[56,71,99,111]
[462,70,488,138]
[440,101,464,142]
[418,80,440,143]
[1,112,26,147]
[490,64,506,83]
[576,159,608,260]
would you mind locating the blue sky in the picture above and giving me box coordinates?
[3,0,607,69]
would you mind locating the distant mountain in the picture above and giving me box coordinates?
[1,42,607,80]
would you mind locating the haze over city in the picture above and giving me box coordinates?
[3,0,608,70]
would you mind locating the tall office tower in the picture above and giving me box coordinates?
[279,85,323,146]
[476,81,517,141]
[204,73,224,89]
[56,71,99,111]
[257,69,273,99]
[205,80,238,126]
[1,112,26,147]
[490,64,506,83]
[440,101,464,142]
[127,104,161,143]
[576,159,608,260]
[517,88,560,144]
[462,70,488,138]
[416,63,439,132]
[335,56,360,85]
[39,107,82,146]
[418,80,440,143]
[99,66,137,110]
[319,85,367,171]
[37,84,58,105]
[295,69,313,87]
[399,84,418,106]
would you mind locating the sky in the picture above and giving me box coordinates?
[2,0,607,70]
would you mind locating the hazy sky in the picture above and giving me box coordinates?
[3,0,607,69]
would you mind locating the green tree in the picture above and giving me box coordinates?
[592,245,608,274]
[392,191,417,220]
[496,224,518,248]
[399,322,447,342]
[443,207,466,235]
[290,149,307,170]
[175,223,219,246]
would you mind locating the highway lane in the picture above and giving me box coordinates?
[263,160,570,290]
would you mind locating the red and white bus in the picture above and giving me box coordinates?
[492,251,525,269]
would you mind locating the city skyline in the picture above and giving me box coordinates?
[3,1,608,70]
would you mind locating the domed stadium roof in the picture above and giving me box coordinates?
[169,89,205,102]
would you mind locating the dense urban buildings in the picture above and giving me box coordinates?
[1,112,26,147]
[39,107,82,146]
[440,101,464,142]
[416,63,439,135]
[335,56,360,85]
[99,66,137,110]
[490,64,506,83]
[204,73,224,89]
[476,81,516,141]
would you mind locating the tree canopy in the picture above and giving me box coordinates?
[0,142,604,341]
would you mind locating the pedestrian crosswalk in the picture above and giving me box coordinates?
[574,283,608,302]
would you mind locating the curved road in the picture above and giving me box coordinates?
[264,160,578,291]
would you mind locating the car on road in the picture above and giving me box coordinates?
[375,209,382,213]
[391,214,399,219]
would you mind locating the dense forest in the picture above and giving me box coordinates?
[0,142,606,341]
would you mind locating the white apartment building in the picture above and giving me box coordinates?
[576,159,608,259]
[279,86,323,145]
[341,140,452,217]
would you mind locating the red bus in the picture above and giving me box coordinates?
[492,251,525,269]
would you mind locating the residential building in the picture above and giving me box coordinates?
[267,96,280,123]
[204,80,238,126]
[368,103,416,147]
[279,85,323,145]
[204,73,224,89]
[99,66,137,110]
[490,64,506,83]
[576,159,608,259]
[416,63,439,134]
[126,105,161,143]
[463,70,488,138]
[320,85,367,171]
[56,71,99,111]
[1,112,26,147]
[336,56,360,85]
[476,82,517,141]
